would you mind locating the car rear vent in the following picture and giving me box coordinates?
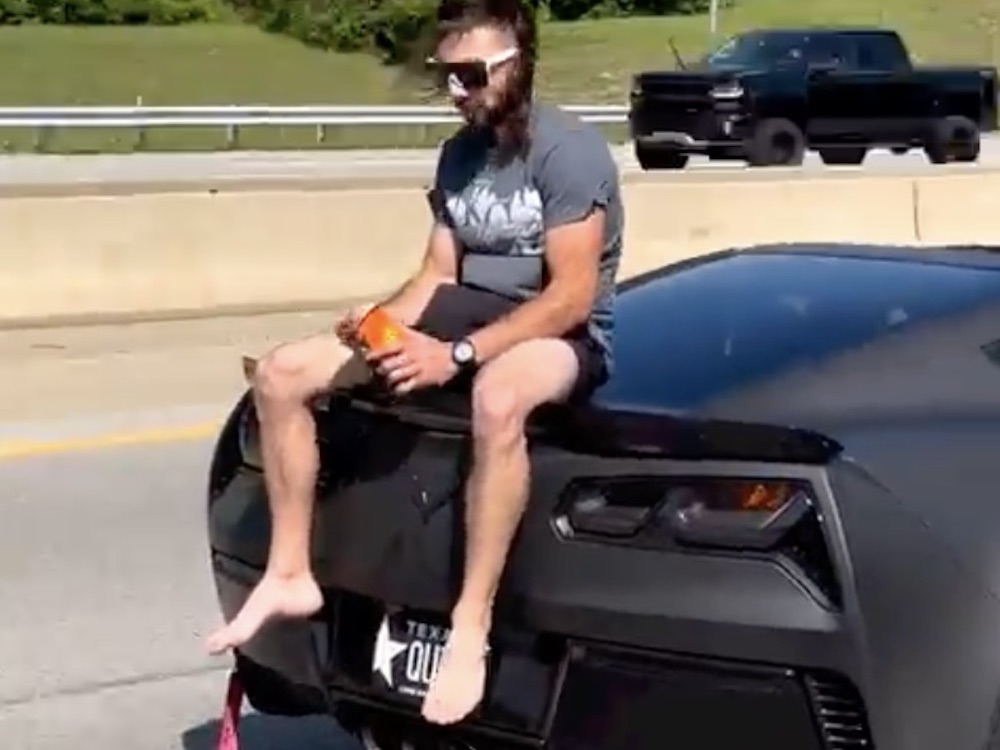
[804,671,875,749]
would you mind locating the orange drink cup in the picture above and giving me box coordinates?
[355,306,404,351]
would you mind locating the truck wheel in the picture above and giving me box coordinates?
[634,143,689,170]
[745,118,806,167]
[924,115,981,164]
[818,147,867,165]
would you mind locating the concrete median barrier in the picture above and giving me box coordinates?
[0,186,431,327]
[0,170,996,327]
[912,172,1000,246]
[617,174,917,279]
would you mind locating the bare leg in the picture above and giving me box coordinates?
[205,333,369,654]
[421,339,580,724]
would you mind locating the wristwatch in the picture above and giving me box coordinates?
[451,338,477,369]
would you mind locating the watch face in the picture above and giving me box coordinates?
[453,340,475,364]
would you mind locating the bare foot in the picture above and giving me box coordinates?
[205,571,323,655]
[420,626,489,725]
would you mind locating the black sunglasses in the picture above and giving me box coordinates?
[425,47,519,96]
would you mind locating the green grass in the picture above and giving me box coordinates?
[3,0,1000,152]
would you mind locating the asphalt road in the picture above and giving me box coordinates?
[3,131,998,746]
[3,135,1000,186]
[0,311,364,750]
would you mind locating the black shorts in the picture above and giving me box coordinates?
[411,283,608,402]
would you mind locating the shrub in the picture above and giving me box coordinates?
[370,0,439,63]
[0,0,222,24]
[547,0,725,21]
[224,0,734,59]
[219,0,437,60]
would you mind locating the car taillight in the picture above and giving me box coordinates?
[237,402,262,469]
[666,479,811,550]
[554,475,843,608]
[555,476,813,552]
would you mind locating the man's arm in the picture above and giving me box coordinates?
[377,137,461,326]
[467,127,616,363]
[378,220,458,326]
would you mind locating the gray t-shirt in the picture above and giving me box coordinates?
[429,101,624,373]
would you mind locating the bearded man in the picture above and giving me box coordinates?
[205,0,625,727]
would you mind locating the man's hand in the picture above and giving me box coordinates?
[333,303,375,346]
[367,329,459,395]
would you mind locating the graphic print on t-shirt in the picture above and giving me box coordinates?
[445,170,548,301]
[445,175,544,257]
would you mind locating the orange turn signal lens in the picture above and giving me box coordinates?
[735,481,793,512]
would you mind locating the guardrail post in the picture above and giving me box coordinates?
[225,124,240,150]
[134,95,147,151]
[33,126,53,153]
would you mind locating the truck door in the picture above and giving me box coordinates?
[802,34,860,141]
[850,32,923,141]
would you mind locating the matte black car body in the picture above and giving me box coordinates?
[629,26,999,168]
[208,242,1000,750]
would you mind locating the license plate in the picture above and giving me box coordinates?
[371,613,450,699]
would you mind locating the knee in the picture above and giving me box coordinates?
[471,378,526,445]
[253,345,310,407]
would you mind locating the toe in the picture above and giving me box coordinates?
[206,618,254,653]
[205,630,233,655]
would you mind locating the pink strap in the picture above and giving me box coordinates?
[216,669,244,750]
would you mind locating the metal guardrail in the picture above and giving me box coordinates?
[0,104,630,149]
[0,104,629,126]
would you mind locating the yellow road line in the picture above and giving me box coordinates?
[0,420,222,460]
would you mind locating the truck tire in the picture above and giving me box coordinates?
[635,143,689,170]
[745,118,806,167]
[924,115,980,164]
[818,147,867,165]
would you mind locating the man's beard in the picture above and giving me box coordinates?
[462,81,526,131]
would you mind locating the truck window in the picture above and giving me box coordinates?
[803,35,846,67]
[705,31,809,69]
[852,32,909,71]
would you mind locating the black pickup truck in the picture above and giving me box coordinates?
[628,26,998,168]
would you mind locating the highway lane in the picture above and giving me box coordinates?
[0,312,363,750]
[3,134,1000,186]
[0,435,358,750]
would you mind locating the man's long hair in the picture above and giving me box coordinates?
[433,0,539,152]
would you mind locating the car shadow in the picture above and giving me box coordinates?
[181,713,362,750]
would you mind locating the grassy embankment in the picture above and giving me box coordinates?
[2,0,999,152]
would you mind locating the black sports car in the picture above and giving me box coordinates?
[207,241,1000,750]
